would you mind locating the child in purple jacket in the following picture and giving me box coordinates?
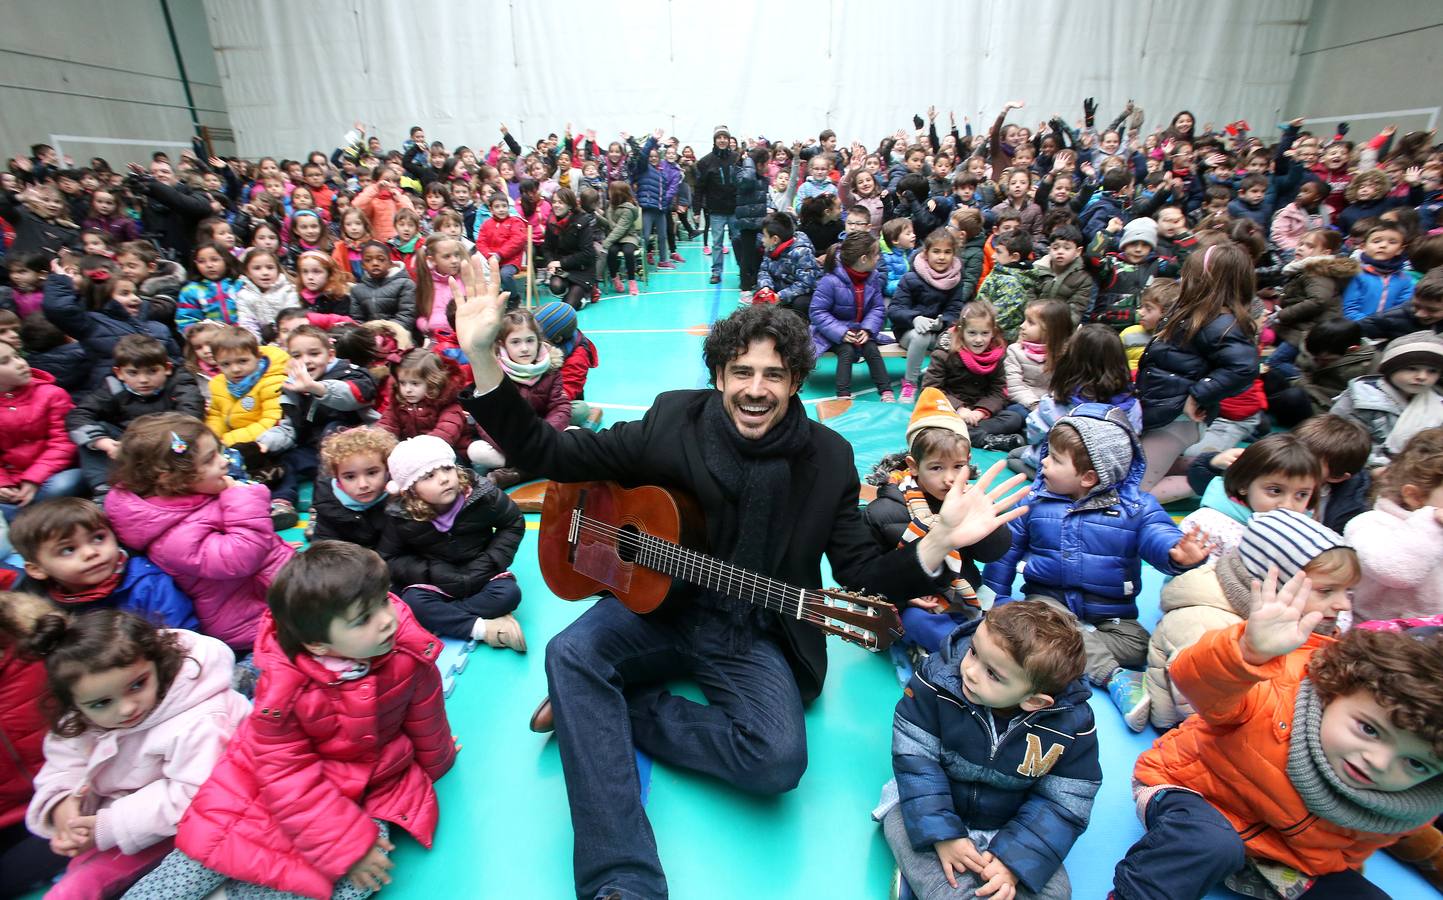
[810,233,895,401]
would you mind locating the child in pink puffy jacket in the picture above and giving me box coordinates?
[104,413,295,653]
[125,542,456,900]
[13,608,247,900]
[1344,425,1443,622]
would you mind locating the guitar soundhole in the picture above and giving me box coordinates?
[615,523,642,563]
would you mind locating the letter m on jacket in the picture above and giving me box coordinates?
[1016,733,1064,777]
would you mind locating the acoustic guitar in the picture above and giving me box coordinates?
[538,481,904,651]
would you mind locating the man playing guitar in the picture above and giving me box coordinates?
[452,260,1027,900]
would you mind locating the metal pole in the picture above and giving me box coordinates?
[158,0,201,137]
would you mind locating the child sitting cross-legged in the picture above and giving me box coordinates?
[12,608,248,899]
[11,498,197,629]
[65,334,204,497]
[864,389,1015,655]
[921,301,1026,451]
[982,405,1213,722]
[876,599,1100,900]
[379,435,526,650]
[1142,508,1357,732]
[310,426,397,551]
[1112,571,1443,900]
[123,542,457,900]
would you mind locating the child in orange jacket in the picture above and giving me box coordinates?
[1113,569,1443,900]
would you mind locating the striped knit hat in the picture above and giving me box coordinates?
[533,300,577,344]
[1238,509,1350,583]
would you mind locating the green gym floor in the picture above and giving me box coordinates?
[30,237,1428,900]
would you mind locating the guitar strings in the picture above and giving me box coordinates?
[570,516,880,639]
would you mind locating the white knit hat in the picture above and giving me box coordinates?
[1238,508,1350,583]
[386,435,456,495]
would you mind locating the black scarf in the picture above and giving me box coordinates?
[699,391,811,635]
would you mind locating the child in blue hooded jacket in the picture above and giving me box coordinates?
[876,601,1100,900]
[982,405,1212,720]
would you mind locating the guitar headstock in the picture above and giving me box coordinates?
[810,589,904,652]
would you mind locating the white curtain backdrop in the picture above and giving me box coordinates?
[204,0,1311,159]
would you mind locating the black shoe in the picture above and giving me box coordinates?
[529,696,554,733]
[709,274,721,284]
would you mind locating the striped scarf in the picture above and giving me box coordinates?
[899,478,979,612]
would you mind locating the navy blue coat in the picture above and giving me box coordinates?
[41,274,182,390]
[734,157,770,231]
[982,404,1191,619]
[888,262,966,338]
[893,619,1100,893]
[1135,312,1258,431]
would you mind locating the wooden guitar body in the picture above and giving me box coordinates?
[539,481,705,613]
[538,480,904,651]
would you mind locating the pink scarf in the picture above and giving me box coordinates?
[958,341,1005,375]
[914,256,962,291]
[1020,340,1047,364]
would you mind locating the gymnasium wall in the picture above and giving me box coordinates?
[1285,1,1443,138]
[200,0,1313,159]
[0,0,234,165]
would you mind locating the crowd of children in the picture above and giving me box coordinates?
[3,101,1443,899]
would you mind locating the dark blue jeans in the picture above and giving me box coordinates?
[270,445,319,506]
[400,579,522,640]
[545,597,807,900]
[1113,789,1391,900]
[1267,340,1301,380]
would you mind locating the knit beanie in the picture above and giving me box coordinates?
[906,387,971,451]
[1378,330,1443,379]
[1119,217,1158,250]
[1055,409,1134,490]
[534,300,578,344]
[386,435,456,495]
[1237,508,1350,583]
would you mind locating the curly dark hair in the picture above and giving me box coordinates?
[702,304,815,386]
[1310,627,1443,759]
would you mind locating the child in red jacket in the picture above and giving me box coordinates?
[126,542,457,900]
[474,192,528,300]
[0,592,67,897]
[534,300,602,429]
[0,341,82,556]
[377,349,474,456]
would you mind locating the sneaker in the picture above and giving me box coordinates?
[737,290,753,305]
[592,286,602,304]
[708,274,720,284]
[879,389,896,403]
[720,245,729,254]
[269,499,299,531]
[1108,669,1150,732]
[610,275,624,293]
[899,380,917,403]
[657,261,675,269]
[702,245,712,255]
[979,432,1025,451]
[670,252,685,262]
[646,252,656,265]
[836,390,852,400]
[627,280,639,295]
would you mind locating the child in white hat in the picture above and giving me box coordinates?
[378,435,527,650]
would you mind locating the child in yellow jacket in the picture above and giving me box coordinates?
[204,326,289,446]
